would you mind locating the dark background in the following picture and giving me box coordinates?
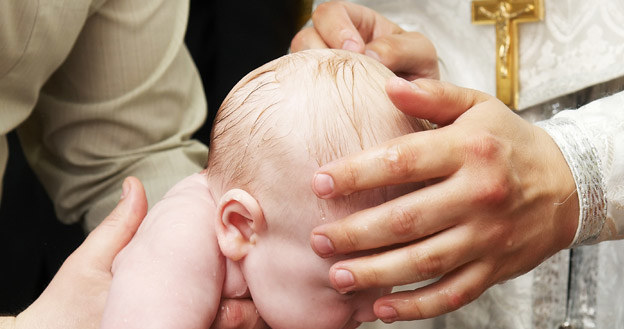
[0,0,311,314]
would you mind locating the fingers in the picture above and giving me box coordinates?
[76,177,148,270]
[312,128,463,199]
[210,299,269,329]
[366,32,439,80]
[386,77,492,126]
[311,1,374,52]
[312,79,492,199]
[290,27,328,52]
[311,176,471,257]
[373,262,491,322]
[328,223,488,294]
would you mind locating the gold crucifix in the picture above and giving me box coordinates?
[472,0,543,110]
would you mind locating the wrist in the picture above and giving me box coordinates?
[534,125,579,249]
[535,118,606,247]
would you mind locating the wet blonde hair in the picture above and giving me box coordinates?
[207,49,429,196]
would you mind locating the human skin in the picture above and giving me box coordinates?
[214,183,387,329]
[0,177,267,329]
[0,176,263,329]
[103,50,430,329]
[290,1,439,81]
[208,49,429,329]
[309,78,579,322]
[292,3,579,322]
[101,173,227,329]
[103,173,265,329]
[102,171,385,329]
[0,177,147,329]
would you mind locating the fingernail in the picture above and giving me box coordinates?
[377,305,398,323]
[365,49,381,62]
[313,173,334,197]
[120,178,131,200]
[342,39,361,52]
[334,269,355,291]
[312,234,335,257]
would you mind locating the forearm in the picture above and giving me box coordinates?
[536,90,624,245]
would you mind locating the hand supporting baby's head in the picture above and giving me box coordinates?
[208,49,429,329]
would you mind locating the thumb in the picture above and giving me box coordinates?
[366,32,439,80]
[312,2,366,52]
[386,77,492,126]
[75,176,148,270]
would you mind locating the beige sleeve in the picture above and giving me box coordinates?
[17,0,208,230]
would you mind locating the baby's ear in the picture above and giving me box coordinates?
[215,189,266,261]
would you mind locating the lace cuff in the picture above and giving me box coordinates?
[536,118,607,247]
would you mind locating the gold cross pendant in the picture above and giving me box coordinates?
[472,0,544,110]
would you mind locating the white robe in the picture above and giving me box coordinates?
[311,1,624,328]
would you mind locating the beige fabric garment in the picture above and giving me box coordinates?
[0,0,208,230]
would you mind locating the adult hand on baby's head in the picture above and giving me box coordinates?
[10,177,147,329]
[309,78,579,322]
[291,1,439,80]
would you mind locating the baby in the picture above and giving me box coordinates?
[101,49,430,329]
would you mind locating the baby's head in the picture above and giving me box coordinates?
[207,49,429,329]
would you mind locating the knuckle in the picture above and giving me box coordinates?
[472,171,512,206]
[446,265,492,312]
[446,287,479,312]
[342,162,360,193]
[407,247,442,279]
[410,32,437,56]
[382,142,417,179]
[463,133,513,206]
[464,133,503,162]
[359,266,383,287]
[389,205,419,237]
[428,79,451,100]
[372,37,396,61]
[403,300,426,320]
[474,179,510,206]
[342,228,361,251]
[425,80,470,112]
[312,2,334,20]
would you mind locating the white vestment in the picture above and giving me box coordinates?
[311,1,624,328]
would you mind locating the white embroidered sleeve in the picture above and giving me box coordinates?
[536,91,624,246]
